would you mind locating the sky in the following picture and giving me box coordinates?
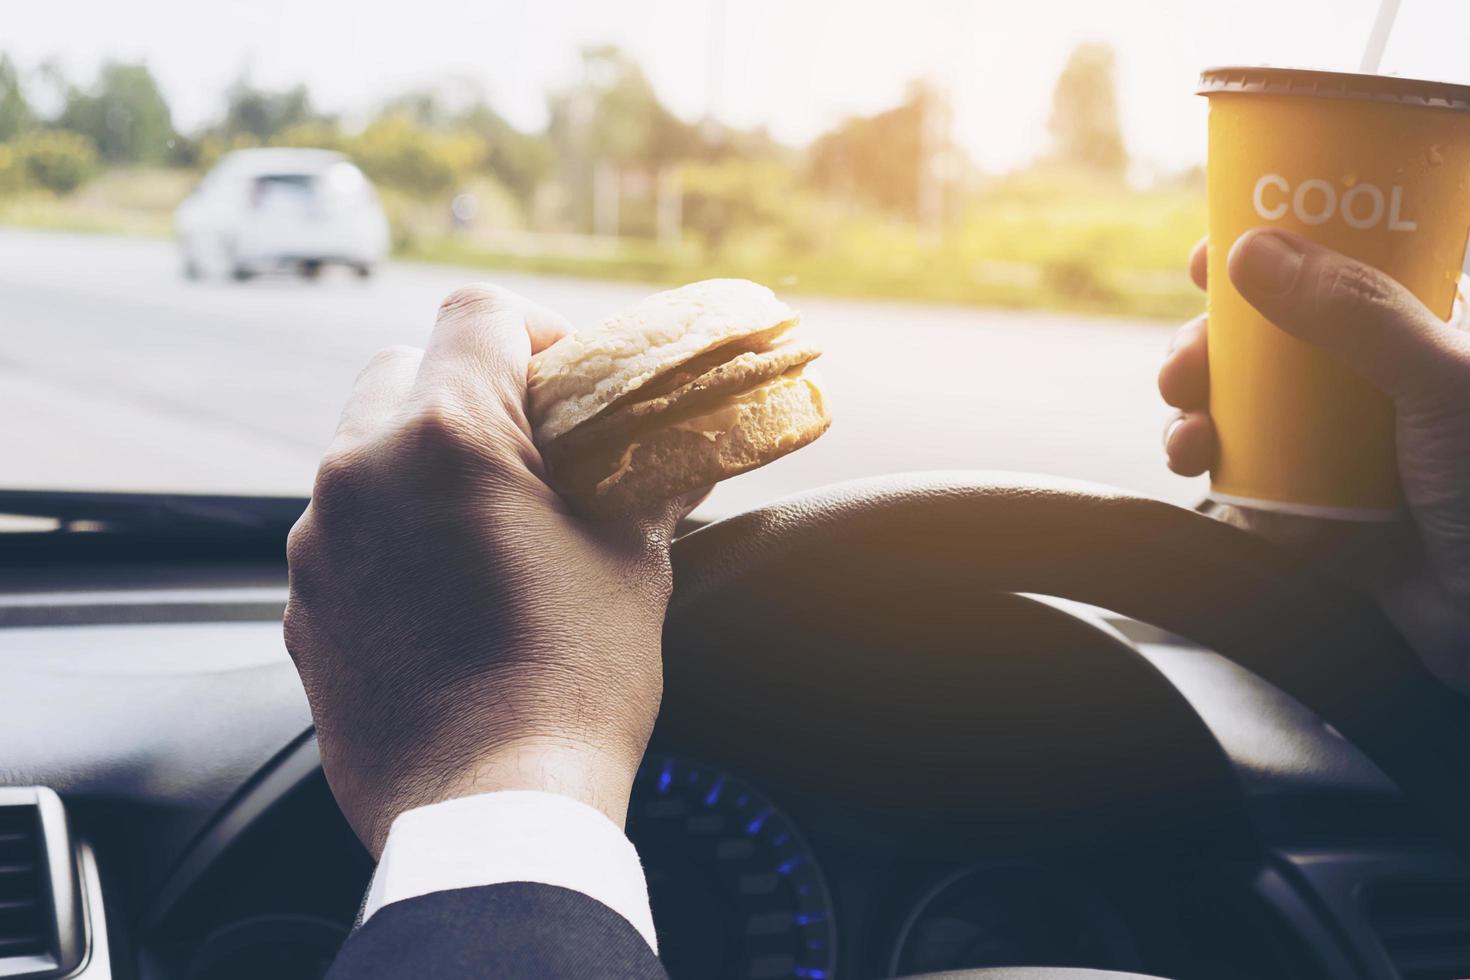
[5,0,1469,174]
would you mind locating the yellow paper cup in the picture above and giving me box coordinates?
[1199,67,1470,519]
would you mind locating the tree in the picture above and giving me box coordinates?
[352,113,484,198]
[271,120,348,153]
[807,82,942,216]
[366,85,552,205]
[0,56,34,141]
[1046,43,1128,180]
[220,80,318,141]
[681,157,798,252]
[547,46,695,230]
[456,102,553,206]
[549,46,695,171]
[14,130,98,194]
[57,62,175,165]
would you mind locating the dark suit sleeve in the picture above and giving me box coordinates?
[326,882,669,980]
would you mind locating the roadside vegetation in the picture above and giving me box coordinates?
[0,45,1204,318]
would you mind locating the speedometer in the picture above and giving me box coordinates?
[628,753,836,980]
[889,862,1135,975]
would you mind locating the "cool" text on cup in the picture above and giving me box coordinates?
[1253,174,1417,232]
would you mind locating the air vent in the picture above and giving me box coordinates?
[1366,879,1470,980]
[0,804,46,960]
[0,788,81,979]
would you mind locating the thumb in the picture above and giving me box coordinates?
[1227,228,1463,401]
[413,284,573,437]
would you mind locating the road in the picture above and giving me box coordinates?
[0,228,1205,520]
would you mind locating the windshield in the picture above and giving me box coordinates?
[3,1,1467,520]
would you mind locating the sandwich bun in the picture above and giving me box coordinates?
[527,279,830,516]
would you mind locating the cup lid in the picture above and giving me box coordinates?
[1198,66,1470,113]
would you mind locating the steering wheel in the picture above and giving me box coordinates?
[662,472,1470,980]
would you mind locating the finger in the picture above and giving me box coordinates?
[674,485,714,524]
[335,345,423,443]
[1158,314,1209,409]
[526,300,573,354]
[1164,410,1215,477]
[1227,229,1465,400]
[413,284,573,422]
[1189,236,1208,292]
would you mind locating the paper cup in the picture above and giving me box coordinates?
[1199,67,1470,519]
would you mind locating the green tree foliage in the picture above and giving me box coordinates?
[352,113,484,198]
[0,55,34,141]
[807,82,939,216]
[0,145,23,195]
[549,46,695,170]
[681,157,799,252]
[57,62,176,165]
[11,130,99,194]
[381,87,555,205]
[346,88,552,207]
[271,120,349,153]
[1046,43,1128,180]
[379,89,444,127]
[221,80,319,141]
[548,45,696,229]
[457,103,553,206]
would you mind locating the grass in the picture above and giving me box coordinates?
[0,167,1207,320]
[402,239,1202,319]
[0,168,194,238]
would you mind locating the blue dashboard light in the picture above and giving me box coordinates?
[630,754,835,980]
[703,775,725,807]
[776,857,805,875]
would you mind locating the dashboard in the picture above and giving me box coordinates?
[1,538,1468,980]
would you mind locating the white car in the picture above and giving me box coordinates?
[174,148,390,281]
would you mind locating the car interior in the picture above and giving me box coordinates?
[6,3,1470,979]
[4,474,1469,980]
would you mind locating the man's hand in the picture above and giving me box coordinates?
[285,285,692,855]
[1159,230,1470,689]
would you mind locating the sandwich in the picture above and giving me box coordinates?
[527,279,830,516]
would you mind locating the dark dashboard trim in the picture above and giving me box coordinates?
[0,532,287,565]
[0,490,306,531]
[1274,845,1470,980]
[144,729,322,934]
[0,588,287,629]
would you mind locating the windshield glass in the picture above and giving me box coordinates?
[3,0,1467,519]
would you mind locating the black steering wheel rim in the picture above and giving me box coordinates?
[667,471,1470,859]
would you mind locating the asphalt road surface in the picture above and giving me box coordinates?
[0,228,1206,520]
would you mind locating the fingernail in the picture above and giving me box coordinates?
[1163,416,1184,452]
[1236,230,1305,297]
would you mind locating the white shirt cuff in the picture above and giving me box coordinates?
[361,790,658,953]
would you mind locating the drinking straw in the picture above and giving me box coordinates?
[1359,0,1402,73]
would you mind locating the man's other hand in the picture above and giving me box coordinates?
[285,285,694,855]
[1159,231,1470,690]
